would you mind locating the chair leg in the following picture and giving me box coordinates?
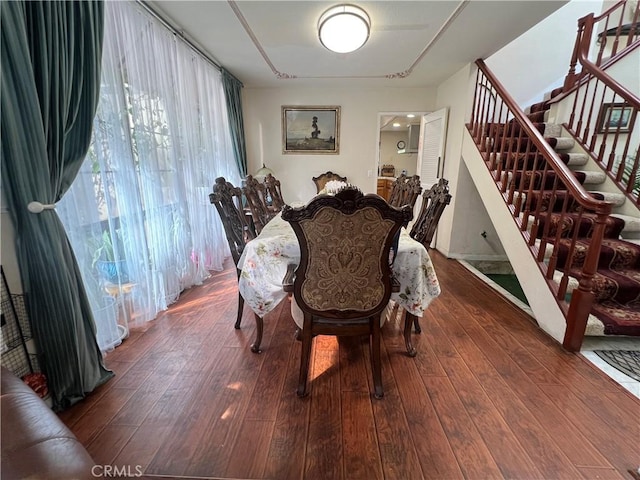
[235,293,244,329]
[235,269,244,330]
[297,317,313,397]
[404,313,418,357]
[413,315,422,333]
[371,316,383,399]
[250,313,263,353]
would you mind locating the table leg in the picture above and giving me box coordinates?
[403,313,418,357]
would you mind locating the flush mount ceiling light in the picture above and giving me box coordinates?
[318,4,370,53]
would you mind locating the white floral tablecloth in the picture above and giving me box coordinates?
[238,213,441,318]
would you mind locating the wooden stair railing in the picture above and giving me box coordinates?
[564,0,639,88]
[469,59,614,351]
[561,0,640,206]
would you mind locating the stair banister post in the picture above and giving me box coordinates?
[563,17,588,92]
[562,211,607,351]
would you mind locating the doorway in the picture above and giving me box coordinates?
[376,111,426,180]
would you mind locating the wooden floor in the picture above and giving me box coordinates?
[59,251,640,480]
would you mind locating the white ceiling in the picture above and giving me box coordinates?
[145,0,568,89]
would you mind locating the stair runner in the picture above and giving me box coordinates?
[489,88,640,336]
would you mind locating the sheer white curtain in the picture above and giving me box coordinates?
[58,1,241,350]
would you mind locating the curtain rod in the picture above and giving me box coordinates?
[135,0,244,86]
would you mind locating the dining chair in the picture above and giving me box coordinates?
[282,186,413,398]
[408,177,451,332]
[312,171,348,193]
[209,176,255,329]
[263,173,285,210]
[242,175,279,234]
[388,174,422,208]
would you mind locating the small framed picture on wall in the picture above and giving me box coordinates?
[596,102,635,133]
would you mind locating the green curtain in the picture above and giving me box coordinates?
[221,68,248,177]
[1,1,113,410]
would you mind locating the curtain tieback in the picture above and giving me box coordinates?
[27,201,56,213]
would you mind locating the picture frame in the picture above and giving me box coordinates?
[282,106,340,154]
[596,102,634,133]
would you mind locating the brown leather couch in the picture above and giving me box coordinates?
[1,366,95,479]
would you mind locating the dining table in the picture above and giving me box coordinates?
[237,208,441,355]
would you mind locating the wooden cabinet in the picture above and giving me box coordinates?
[377,178,393,201]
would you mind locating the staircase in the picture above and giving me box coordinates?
[463,0,639,350]
[498,88,640,336]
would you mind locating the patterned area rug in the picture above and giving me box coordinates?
[594,350,640,382]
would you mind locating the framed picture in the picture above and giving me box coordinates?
[282,106,340,154]
[596,102,634,133]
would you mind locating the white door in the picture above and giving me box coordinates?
[416,107,448,189]
[413,108,448,232]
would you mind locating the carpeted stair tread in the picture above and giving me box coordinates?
[591,267,640,303]
[505,121,546,136]
[527,110,548,123]
[503,121,562,138]
[568,285,639,336]
[496,151,588,170]
[565,152,589,166]
[527,100,551,113]
[543,86,565,101]
[546,137,575,150]
[524,189,589,213]
[573,170,606,185]
[509,170,587,190]
[591,302,640,335]
[490,134,574,153]
[588,191,626,206]
[556,237,640,271]
[562,267,640,335]
[538,214,627,240]
[612,214,640,238]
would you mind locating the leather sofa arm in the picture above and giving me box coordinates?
[1,366,95,479]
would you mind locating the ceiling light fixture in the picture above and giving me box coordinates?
[318,4,370,54]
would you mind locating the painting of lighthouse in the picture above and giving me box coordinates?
[282,106,340,154]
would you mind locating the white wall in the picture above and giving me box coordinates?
[485,0,605,108]
[242,87,436,203]
[433,64,507,260]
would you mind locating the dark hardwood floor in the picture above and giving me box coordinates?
[58,251,640,480]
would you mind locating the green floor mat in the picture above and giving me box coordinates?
[486,274,529,306]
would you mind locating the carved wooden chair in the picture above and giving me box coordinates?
[407,177,451,333]
[263,173,285,210]
[282,187,412,398]
[242,175,279,234]
[410,178,452,247]
[209,177,255,329]
[312,171,348,193]
[388,174,422,209]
